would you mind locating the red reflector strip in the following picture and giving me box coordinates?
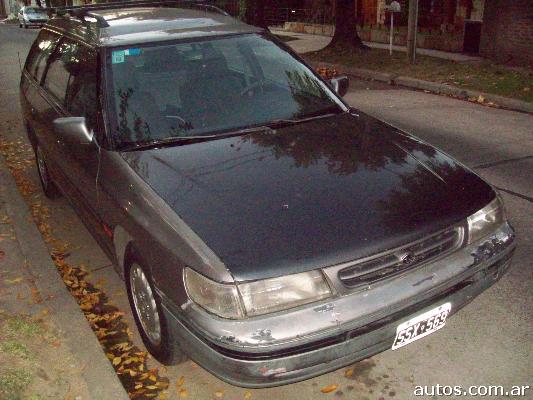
[102,224,113,238]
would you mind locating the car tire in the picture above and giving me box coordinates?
[34,145,61,199]
[24,22,28,29]
[19,22,22,28]
[125,258,187,365]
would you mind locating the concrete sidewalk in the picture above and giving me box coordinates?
[0,156,129,400]
[272,29,483,62]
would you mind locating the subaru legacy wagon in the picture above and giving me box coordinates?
[20,1,516,387]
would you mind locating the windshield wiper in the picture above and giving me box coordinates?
[119,112,340,152]
[267,112,338,128]
[119,125,275,152]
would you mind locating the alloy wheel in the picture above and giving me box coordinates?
[129,263,162,346]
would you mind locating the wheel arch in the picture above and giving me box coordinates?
[113,225,134,280]
[25,121,38,149]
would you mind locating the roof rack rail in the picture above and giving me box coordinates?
[48,0,229,27]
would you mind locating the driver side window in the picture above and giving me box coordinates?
[65,46,98,129]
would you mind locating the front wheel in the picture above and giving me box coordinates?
[126,260,187,365]
[23,22,28,29]
[35,145,61,199]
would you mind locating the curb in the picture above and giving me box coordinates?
[0,158,130,400]
[310,61,533,114]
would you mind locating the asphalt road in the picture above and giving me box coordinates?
[1,24,531,399]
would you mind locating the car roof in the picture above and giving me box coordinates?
[46,6,263,47]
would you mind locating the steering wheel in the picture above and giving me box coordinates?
[240,81,265,97]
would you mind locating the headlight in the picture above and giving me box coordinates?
[467,196,505,244]
[184,268,244,319]
[184,268,332,319]
[238,270,332,317]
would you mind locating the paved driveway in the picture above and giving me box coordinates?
[0,24,531,399]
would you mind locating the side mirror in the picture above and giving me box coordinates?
[330,76,350,97]
[53,117,93,144]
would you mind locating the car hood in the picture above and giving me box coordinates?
[121,112,494,281]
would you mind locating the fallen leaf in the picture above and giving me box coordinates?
[176,376,185,388]
[113,356,122,366]
[344,368,353,377]
[244,391,252,399]
[30,286,42,303]
[5,277,23,284]
[321,384,338,393]
[214,390,224,398]
[179,388,188,398]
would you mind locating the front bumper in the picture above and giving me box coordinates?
[25,19,47,24]
[163,223,515,387]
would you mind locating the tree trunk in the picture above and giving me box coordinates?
[245,0,268,29]
[328,0,369,50]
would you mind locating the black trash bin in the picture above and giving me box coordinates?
[464,20,483,54]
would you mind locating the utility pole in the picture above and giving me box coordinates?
[406,0,419,63]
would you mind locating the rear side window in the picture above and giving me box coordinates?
[65,46,98,128]
[43,38,79,103]
[25,30,60,83]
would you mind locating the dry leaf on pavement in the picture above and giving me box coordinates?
[321,384,338,393]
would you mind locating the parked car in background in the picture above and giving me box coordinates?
[19,1,516,388]
[18,6,48,28]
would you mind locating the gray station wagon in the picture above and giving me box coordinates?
[20,0,516,388]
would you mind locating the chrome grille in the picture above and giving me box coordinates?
[338,226,464,288]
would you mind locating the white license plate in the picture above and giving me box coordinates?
[392,302,451,350]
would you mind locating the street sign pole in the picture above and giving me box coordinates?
[407,0,419,63]
[387,1,401,57]
[389,12,394,55]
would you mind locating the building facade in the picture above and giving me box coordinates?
[479,0,533,67]
[283,0,488,53]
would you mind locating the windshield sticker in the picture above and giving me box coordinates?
[112,50,125,64]
[124,48,141,56]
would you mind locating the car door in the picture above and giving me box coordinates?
[22,29,62,168]
[40,37,104,240]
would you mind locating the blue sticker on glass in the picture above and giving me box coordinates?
[112,50,125,64]
[125,48,141,56]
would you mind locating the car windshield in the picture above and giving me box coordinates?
[26,7,45,13]
[106,34,345,147]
